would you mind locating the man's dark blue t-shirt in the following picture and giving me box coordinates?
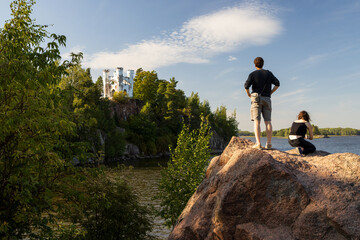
[244,69,280,97]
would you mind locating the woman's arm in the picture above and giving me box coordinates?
[305,122,314,140]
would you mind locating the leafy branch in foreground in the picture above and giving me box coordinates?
[156,117,212,227]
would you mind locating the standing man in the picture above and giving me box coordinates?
[244,57,280,149]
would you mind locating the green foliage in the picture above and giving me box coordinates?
[318,127,360,136]
[130,69,239,153]
[112,90,129,104]
[252,126,360,137]
[59,56,127,162]
[212,106,239,142]
[312,125,321,135]
[95,76,103,95]
[156,117,213,227]
[55,168,154,240]
[0,1,130,238]
[105,131,126,158]
[238,130,255,136]
[0,0,82,237]
[133,69,159,105]
[272,128,291,137]
[125,114,157,155]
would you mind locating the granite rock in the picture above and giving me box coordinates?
[168,137,360,240]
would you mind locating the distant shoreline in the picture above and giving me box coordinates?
[239,135,360,138]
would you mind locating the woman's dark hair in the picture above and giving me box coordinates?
[298,110,311,122]
[254,57,264,68]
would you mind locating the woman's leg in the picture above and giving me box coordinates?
[298,138,316,155]
[288,138,300,147]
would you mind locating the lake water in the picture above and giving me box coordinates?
[118,136,360,240]
[243,135,360,155]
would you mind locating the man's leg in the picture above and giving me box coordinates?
[254,119,261,146]
[261,97,272,148]
[265,121,272,145]
[251,98,261,147]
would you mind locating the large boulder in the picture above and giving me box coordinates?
[168,137,360,240]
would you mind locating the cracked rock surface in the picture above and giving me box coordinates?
[168,137,360,240]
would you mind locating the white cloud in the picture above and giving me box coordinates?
[84,2,282,70]
[228,56,237,61]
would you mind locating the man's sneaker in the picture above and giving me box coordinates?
[296,147,304,156]
[252,143,262,149]
[265,143,272,149]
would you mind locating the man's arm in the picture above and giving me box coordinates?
[271,86,279,95]
[244,73,252,98]
[245,88,251,98]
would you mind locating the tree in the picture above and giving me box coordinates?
[312,125,321,135]
[133,70,159,105]
[59,61,106,161]
[212,105,239,142]
[156,117,213,227]
[0,0,80,237]
[95,76,103,95]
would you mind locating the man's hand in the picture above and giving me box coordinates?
[271,86,279,95]
[245,88,251,98]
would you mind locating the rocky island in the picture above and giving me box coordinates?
[169,137,360,240]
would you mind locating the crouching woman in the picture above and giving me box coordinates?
[288,111,316,155]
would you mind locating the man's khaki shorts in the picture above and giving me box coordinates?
[250,95,272,121]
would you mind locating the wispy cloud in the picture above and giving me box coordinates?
[273,89,312,106]
[299,54,329,67]
[289,76,299,81]
[331,2,360,17]
[276,89,306,99]
[84,2,282,70]
[228,56,237,61]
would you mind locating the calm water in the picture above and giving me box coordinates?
[243,135,360,155]
[116,136,360,240]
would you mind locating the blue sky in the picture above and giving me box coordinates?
[1,0,360,131]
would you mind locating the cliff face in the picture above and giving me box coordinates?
[109,99,143,121]
[169,137,360,240]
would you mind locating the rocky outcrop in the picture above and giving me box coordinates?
[210,130,227,153]
[169,137,360,240]
[109,98,143,121]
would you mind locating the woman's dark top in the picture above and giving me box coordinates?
[289,122,307,138]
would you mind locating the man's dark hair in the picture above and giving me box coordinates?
[298,110,311,122]
[254,57,264,68]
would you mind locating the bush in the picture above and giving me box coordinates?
[105,130,126,158]
[156,117,212,227]
[112,91,129,103]
[56,168,154,240]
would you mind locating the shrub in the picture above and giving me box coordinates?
[56,168,154,240]
[156,117,212,227]
[112,91,129,103]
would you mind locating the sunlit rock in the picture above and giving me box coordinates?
[169,137,360,240]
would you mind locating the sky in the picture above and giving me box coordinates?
[1,0,360,131]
